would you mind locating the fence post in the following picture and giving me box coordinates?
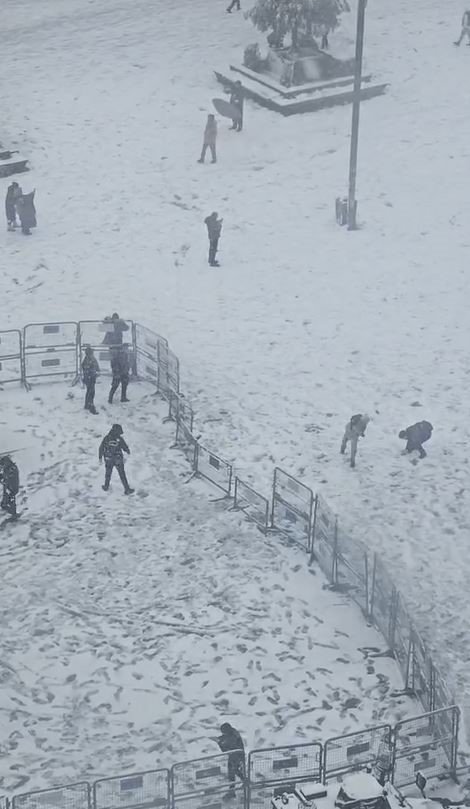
[332,518,338,585]
[451,707,460,779]
[309,495,318,563]
[131,322,138,377]
[364,550,370,620]
[389,586,398,649]
[369,552,377,620]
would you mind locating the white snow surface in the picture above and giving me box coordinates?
[0,0,469,788]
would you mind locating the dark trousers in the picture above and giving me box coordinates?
[406,440,426,458]
[208,238,219,265]
[200,143,216,162]
[109,373,129,403]
[230,113,242,131]
[227,0,241,9]
[1,487,17,518]
[104,461,130,491]
[227,757,245,793]
[84,378,96,409]
[321,33,329,48]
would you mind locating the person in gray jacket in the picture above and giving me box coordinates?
[454,9,470,44]
[340,413,370,468]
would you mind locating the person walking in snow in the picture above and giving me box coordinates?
[340,413,370,468]
[398,421,433,458]
[108,344,130,404]
[198,114,217,164]
[0,456,19,520]
[5,181,22,230]
[81,346,100,414]
[227,0,241,12]
[16,190,36,235]
[204,211,223,266]
[454,9,470,44]
[99,424,134,494]
[217,723,245,798]
[229,81,244,131]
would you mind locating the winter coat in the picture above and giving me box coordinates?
[102,318,130,346]
[5,184,21,219]
[0,459,19,494]
[217,726,245,765]
[17,191,36,229]
[205,215,222,241]
[343,414,370,442]
[111,349,130,378]
[403,421,433,446]
[99,432,130,465]
[230,87,243,111]
[203,119,217,146]
[81,354,100,382]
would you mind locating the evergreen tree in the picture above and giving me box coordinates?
[247,0,349,50]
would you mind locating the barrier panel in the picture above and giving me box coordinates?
[432,667,455,715]
[248,743,322,809]
[369,555,396,648]
[336,528,369,616]
[233,477,270,534]
[271,468,314,552]
[0,329,23,385]
[23,322,78,383]
[392,707,459,787]
[134,323,168,388]
[12,783,91,809]
[174,419,198,467]
[167,350,180,394]
[310,495,337,583]
[78,320,135,375]
[323,725,392,782]
[93,769,170,809]
[0,798,8,809]
[392,593,412,688]
[409,628,432,709]
[195,444,232,495]
[165,390,194,431]
[171,752,245,809]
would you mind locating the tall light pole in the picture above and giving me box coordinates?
[347,0,367,230]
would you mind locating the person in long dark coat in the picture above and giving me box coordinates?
[98,424,134,494]
[81,346,100,414]
[204,211,223,266]
[5,181,22,230]
[108,345,130,403]
[0,456,19,520]
[217,723,245,798]
[398,421,433,458]
[229,81,244,131]
[17,190,37,235]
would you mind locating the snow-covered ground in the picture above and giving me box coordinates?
[1,0,469,788]
[0,384,414,792]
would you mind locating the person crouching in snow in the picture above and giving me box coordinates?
[340,413,370,468]
[398,421,433,458]
[454,9,470,44]
[198,114,217,164]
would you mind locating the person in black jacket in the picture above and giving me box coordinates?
[17,190,37,235]
[99,424,134,493]
[81,346,100,414]
[0,456,19,519]
[398,421,433,458]
[108,345,130,403]
[229,81,243,131]
[102,313,130,347]
[217,723,245,798]
[5,181,22,230]
[204,212,223,267]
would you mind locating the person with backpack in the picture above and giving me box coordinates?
[198,114,217,164]
[98,424,134,494]
[108,345,130,404]
[340,413,370,468]
[0,456,19,520]
[81,346,100,414]
[204,211,223,266]
[217,723,245,799]
[398,421,433,458]
[454,9,470,44]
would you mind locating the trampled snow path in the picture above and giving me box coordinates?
[0,0,469,772]
[0,385,414,792]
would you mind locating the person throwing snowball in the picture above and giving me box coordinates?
[340,413,370,468]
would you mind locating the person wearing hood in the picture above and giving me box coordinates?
[5,181,22,230]
[81,346,100,414]
[98,424,134,494]
[204,211,223,267]
[198,114,217,164]
[217,723,245,799]
[16,190,36,235]
[398,421,433,458]
[0,456,19,520]
[340,413,370,468]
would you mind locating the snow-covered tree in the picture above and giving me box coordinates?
[247,0,350,50]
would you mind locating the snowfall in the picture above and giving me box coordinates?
[1,0,470,796]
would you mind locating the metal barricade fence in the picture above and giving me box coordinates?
[171,751,245,809]
[248,743,322,809]
[310,495,337,584]
[0,798,9,809]
[173,419,198,467]
[392,707,459,787]
[410,628,432,710]
[233,477,270,534]
[335,528,369,616]
[167,350,180,394]
[134,323,168,389]
[23,322,78,385]
[93,769,170,809]
[271,468,314,552]
[12,783,91,809]
[195,445,233,495]
[323,725,392,783]
[392,593,412,688]
[369,555,396,648]
[0,329,23,385]
[165,390,194,431]
[78,320,134,377]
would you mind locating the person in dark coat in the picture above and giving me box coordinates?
[108,345,130,403]
[340,413,370,468]
[398,421,433,458]
[102,313,130,347]
[99,424,134,494]
[198,114,217,164]
[0,456,19,520]
[204,211,223,267]
[17,190,37,235]
[226,0,241,11]
[229,81,243,131]
[217,723,245,798]
[81,346,100,414]
[5,181,22,230]
[454,9,470,44]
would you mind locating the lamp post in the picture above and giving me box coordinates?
[347,0,367,230]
